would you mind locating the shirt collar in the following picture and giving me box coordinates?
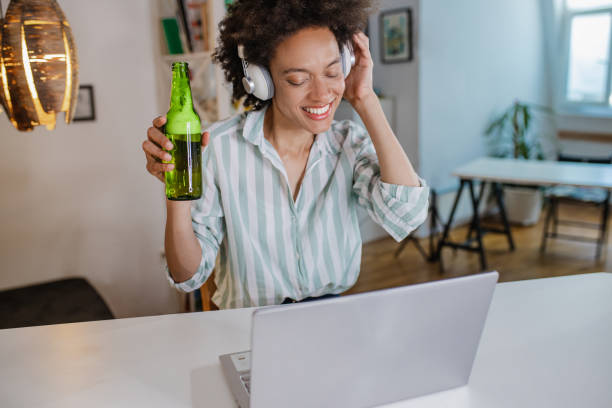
[241,105,267,146]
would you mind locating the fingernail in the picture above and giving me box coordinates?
[166,143,173,150]
[165,154,172,161]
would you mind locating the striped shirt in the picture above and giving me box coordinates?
[167,105,429,309]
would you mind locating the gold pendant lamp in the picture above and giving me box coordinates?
[0,0,78,131]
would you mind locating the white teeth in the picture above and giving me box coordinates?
[304,103,331,115]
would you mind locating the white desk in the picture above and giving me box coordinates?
[453,157,612,189]
[1,273,611,408]
[436,157,612,270]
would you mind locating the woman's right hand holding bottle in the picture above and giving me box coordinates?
[142,116,210,183]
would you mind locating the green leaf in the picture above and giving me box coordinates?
[484,99,555,160]
[522,105,531,132]
[485,112,508,135]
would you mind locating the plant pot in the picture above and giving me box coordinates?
[503,186,543,226]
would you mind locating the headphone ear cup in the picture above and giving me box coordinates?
[245,64,275,101]
[340,43,355,78]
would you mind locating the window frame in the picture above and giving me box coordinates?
[560,5,612,116]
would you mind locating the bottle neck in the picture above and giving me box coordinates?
[169,64,194,111]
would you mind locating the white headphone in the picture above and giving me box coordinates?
[237,42,355,101]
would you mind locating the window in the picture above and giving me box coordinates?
[563,0,612,109]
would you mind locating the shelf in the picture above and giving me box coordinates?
[161,51,213,65]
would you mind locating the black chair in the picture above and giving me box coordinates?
[540,153,611,260]
[0,278,114,329]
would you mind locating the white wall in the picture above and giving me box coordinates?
[418,0,550,224]
[0,0,179,318]
[370,0,420,170]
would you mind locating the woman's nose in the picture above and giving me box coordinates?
[309,77,332,101]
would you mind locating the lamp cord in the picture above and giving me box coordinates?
[0,0,3,19]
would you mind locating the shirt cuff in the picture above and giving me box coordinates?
[380,176,428,202]
[165,264,201,292]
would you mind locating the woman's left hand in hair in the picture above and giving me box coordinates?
[343,31,376,107]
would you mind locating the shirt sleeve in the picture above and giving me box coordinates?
[166,142,225,292]
[350,123,430,242]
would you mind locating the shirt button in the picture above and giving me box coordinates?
[296,252,300,260]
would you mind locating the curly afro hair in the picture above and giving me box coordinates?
[213,0,375,111]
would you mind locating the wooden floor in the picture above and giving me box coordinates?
[347,204,611,295]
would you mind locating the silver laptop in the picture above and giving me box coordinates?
[220,271,498,408]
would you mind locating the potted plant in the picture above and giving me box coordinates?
[484,100,554,225]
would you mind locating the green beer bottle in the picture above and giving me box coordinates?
[164,62,202,200]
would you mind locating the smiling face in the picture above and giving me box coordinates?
[268,26,346,136]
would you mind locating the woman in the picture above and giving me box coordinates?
[142,0,429,309]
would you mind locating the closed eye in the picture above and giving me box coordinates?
[287,79,307,87]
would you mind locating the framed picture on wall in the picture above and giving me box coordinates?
[73,84,96,122]
[380,8,413,64]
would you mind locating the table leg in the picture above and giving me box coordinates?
[394,238,410,258]
[540,197,554,254]
[411,237,429,260]
[494,182,515,251]
[466,181,487,243]
[428,189,439,261]
[553,199,559,237]
[596,194,610,260]
[468,180,487,271]
[395,189,439,262]
[435,180,466,265]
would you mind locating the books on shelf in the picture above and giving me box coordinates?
[161,17,184,55]
[179,0,211,53]
[161,0,214,55]
[175,0,193,52]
